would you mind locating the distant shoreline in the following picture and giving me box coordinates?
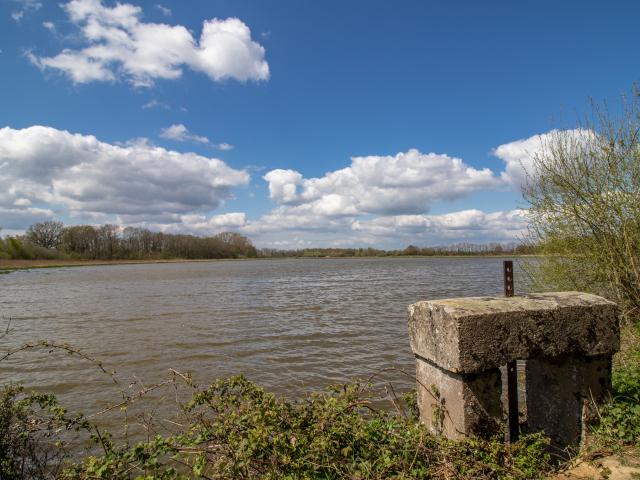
[0,257,253,272]
[0,255,537,273]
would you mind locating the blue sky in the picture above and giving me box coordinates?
[1,0,638,248]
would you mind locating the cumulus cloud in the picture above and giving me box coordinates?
[0,125,249,230]
[351,209,528,242]
[493,129,589,189]
[263,149,500,217]
[160,124,209,144]
[180,212,247,233]
[242,208,528,248]
[264,169,303,204]
[251,148,509,246]
[29,0,269,86]
[0,127,555,246]
[243,146,551,247]
[110,212,248,237]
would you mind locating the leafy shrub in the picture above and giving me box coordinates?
[4,237,33,260]
[0,377,553,480]
[594,348,640,447]
[0,384,89,480]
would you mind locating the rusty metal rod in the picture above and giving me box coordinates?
[504,260,519,442]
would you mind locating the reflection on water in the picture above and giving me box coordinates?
[0,257,526,416]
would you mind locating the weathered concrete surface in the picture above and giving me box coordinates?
[408,292,619,374]
[526,355,612,453]
[416,357,503,439]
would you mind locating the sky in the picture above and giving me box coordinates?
[1,0,639,248]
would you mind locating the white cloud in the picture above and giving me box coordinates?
[29,0,269,87]
[351,209,528,242]
[113,212,248,237]
[242,208,528,248]
[263,149,500,217]
[493,129,589,189]
[244,145,551,247]
[142,99,169,110]
[264,169,303,204]
[0,125,249,230]
[0,206,54,230]
[10,0,41,22]
[42,21,56,33]
[251,148,508,247]
[0,127,557,246]
[155,4,171,16]
[159,124,233,150]
[160,124,209,144]
[180,212,247,233]
[28,48,115,83]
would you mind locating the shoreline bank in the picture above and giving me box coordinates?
[0,254,538,273]
[0,258,245,271]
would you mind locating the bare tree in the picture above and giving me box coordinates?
[25,221,65,250]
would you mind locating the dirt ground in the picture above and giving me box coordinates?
[552,454,640,479]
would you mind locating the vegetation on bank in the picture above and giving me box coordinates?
[1,362,553,480]
[589,322,640,453]
[1,333,639,479]
[262,242,536,258]
[1,221,534,264]
[0,222,258,261]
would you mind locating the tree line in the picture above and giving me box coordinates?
[255,242,535,258]
[0,221,257,260]
[0,220,535,262]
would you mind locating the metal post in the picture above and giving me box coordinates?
[504,260,519,442]
[503,260,514,298]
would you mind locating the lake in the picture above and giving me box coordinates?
[0,257,527,417]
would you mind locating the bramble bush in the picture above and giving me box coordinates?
[1,375,553,480]
[3,329,638,479]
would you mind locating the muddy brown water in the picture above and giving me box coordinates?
[0,257,527,423]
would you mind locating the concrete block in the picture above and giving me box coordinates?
[408,292,619,374]
[416,356,503,439]
[525,355,612,453]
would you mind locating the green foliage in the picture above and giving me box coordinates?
[0,236,64,261]
[6,237,32,259]
[0,384,89,480]
[594,347,640,447]
[522,89,640,323]
[0,377,553,479]
[1,222,259,261]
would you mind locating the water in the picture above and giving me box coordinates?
[0,257,525,419]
